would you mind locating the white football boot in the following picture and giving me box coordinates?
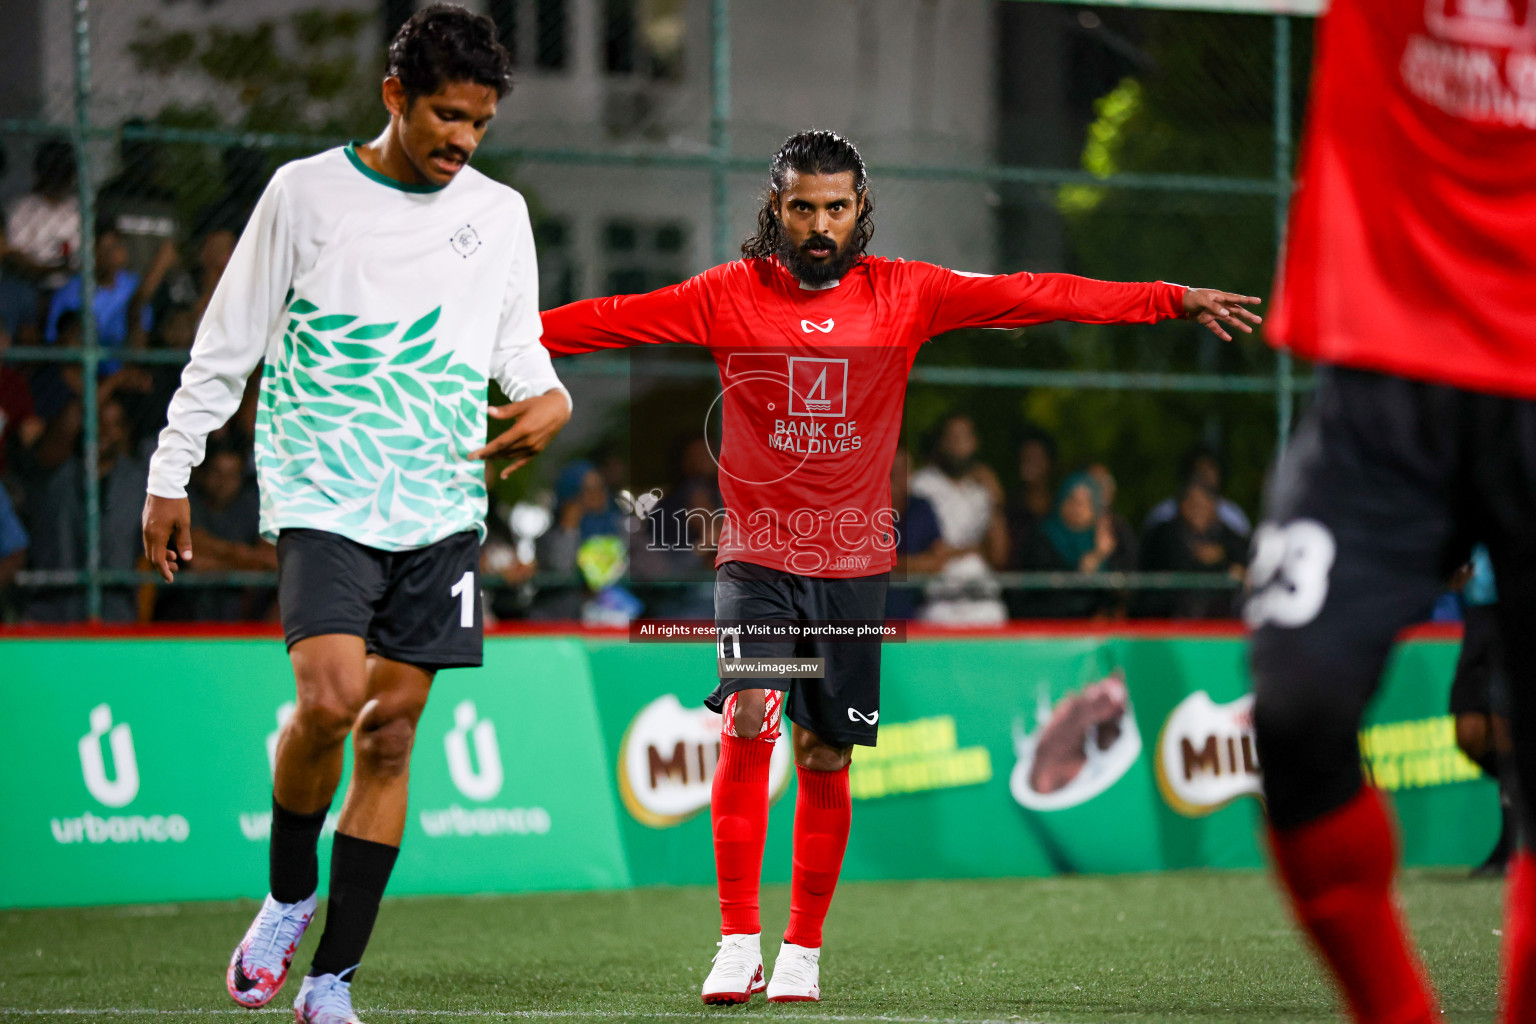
[766,942,821,1002]
[700,933,766,1004]
[225,892,317,1007]
[293,970,364,1023]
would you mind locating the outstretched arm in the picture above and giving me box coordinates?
[920,266,1261,340]
[143,169,296,582]
[540,271,714,356]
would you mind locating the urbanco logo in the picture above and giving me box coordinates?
[55,704,189,846]
[445,700,504,802]
[79,703,139,808]
[266,701,296,778]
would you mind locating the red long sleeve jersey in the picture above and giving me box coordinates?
[541,256,1184,578]
[1269,0,1536,396]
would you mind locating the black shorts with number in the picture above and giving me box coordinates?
[277,528,483,671]
[706,560,889,747]
[1248,365,1536,829]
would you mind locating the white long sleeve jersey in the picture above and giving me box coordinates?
[148,144,567,551]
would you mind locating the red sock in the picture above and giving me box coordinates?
[1503,850,1536,1024]
[1268,787,1438,1024]
[783,764,851,949]
[712,735,773,935]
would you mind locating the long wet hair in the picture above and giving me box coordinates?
[740,130,875,260]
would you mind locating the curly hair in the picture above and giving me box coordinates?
[387,3,512,102]
[740,130,875,260]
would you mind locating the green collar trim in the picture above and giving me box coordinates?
[344,142,446,194]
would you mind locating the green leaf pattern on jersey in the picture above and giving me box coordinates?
[256,300,489,548]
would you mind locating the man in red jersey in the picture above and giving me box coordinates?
[1249,0,1536,1021]
[540,130,1259,1005]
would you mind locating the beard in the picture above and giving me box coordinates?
[776,228,861,286]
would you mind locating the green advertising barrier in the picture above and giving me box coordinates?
[0,631,1499,908]
[599,633,1500,885]
[0,639,628,908]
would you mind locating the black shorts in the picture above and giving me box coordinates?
[1450,604,1507,718]
[706,560,889,747]
[1248,364,1536,827]
[277,528,483,671]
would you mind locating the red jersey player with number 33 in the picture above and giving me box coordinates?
[1249,0,1536,1022]
[539,131,1260,1006]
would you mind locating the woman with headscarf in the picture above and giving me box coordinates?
[1011,470,1133,618]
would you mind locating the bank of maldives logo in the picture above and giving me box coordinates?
[789,357,848,418]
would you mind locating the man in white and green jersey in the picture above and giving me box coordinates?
[141,7,570,1022]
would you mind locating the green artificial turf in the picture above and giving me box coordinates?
[0,871,1504,1023]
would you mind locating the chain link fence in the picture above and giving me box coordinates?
[0,0,1312,626]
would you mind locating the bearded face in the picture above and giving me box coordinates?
[775,224,862,286]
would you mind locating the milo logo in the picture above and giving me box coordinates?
[617,695,792,827]
[1155,691,1262,817]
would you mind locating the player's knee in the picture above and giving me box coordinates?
[728,690,768,741]
[354,702,419,777]
[292,691,364,746]
[793,731,851,772]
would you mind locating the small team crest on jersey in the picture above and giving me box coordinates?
[450,224,481,258]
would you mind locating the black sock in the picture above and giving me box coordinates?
[269,797,328,904]
[308,832,399,980]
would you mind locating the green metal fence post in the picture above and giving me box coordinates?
[1273,13,1294,455]
[710,0,731,265]
[74,0,102,621]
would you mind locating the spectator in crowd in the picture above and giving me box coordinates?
[96,122,180,280]
[887,441,943,620]
[25,396,147,622]
[151,225,237,328]
[28,311,156,475]
[532,460,612,619]
[0,480,27,615]
[1086,462,1139,568]
[45,222,160,354]
[911,413,1008,624]
[1006,427,1057,563]
[0,215,42,344]
[481,463,538,623]
[151,443,274,621]
[1144,443,1251,539]
[4,140,80,290]
[1013,470,1134,619]
[1138,479,1247,619]
[190,145,266,239]
[0,321,43,480]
